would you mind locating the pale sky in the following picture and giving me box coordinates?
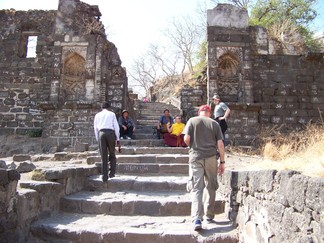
[0,0,206,69]
[0,0,323,88]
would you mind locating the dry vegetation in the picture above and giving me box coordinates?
[259,124,324,177]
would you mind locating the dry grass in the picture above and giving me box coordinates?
[260,124,324,177]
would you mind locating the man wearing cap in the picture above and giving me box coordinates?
[94,101,121,182]
[212,94,230,144]
[182,104,225,231]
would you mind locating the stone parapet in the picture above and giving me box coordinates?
[218,170,324,242]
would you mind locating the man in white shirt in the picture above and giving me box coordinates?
[94,101,121,182]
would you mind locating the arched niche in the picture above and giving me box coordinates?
[216,47,242,102]
[62,52,86,101]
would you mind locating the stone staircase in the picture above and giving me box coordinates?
[24,101,238,242]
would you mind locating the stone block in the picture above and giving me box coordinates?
[0,169,8,185]
[248,170,277,195]
[8,169,20,181]
[54,152,69,161]
[122,201,135,215]
[102,231,124,242]
[117,163,159,174]
[16,162,36,173]
[0,160,6,169]
[80,231,101,242]
[306,178,324,212]
[2,114,14,121]
[0,128,14,135]
[134,201,161,216]
[17,189,39,225]
[125,229,161,243]
[159,164,188,174]
[13,154,31,162]
[86,156,101,164]
[110,201,122,215]
[4,98,15,105]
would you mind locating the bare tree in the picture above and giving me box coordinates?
[128,44,180,98]
[147,44,179,78]
[128,55,157,98]
[164,16,201,77]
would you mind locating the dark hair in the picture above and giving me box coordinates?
[101,101,110,109]
[163,109,170,113]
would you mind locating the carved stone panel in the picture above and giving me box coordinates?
[62,52,86,101]
[216,47,242,102]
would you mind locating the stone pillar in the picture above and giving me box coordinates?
[206,4,252,104]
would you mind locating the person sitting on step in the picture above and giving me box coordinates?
[118,110,136,139]
[156,109,174,139]
[163,115,187,147]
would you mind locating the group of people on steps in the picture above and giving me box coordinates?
[93,94,231,231]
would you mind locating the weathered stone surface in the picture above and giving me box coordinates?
[0,160,6,169]
[248,170,276,194]
[306,177,324,212]
[16,162,36,173]
[218,170,324,243]
[0,169,9,185]
[0,0,128,152]
[8,169,20,181]
[207,4,248,28]
[12,154,31,162]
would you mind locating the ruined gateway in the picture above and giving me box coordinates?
[0,2,323,243]
[0,0,129,153]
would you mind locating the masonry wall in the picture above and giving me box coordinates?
[192,4,324,146]
[0,0,129,151]
[253,54,324,125]
[218,170,324,243]
[0,10,56,136]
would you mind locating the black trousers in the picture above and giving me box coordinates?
[98,129,116,181]
[120,125,134,138]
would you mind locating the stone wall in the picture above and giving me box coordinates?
[218,170,324,243]
[180,84,207,121]
[187,4,324,146]
[0,0,129,152]
[0,154,99,242]
[0,169,20,242]
[253,54,324,126]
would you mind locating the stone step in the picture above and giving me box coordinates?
[87,154,189,164]
[136,115,161,120]
[133,133,154,139]
[87,146,189,156]
[86,175,188,192]
[136,119,159,126]
[31,213,238,243]
[119,139,164,147]
[60,190,191,216]
[136,109,180,117]
[116,162,188,175]
[139,101,179,109]
[135,124,156,130]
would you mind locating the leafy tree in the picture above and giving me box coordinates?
[249,0,317,26]
[249,0,320,51]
